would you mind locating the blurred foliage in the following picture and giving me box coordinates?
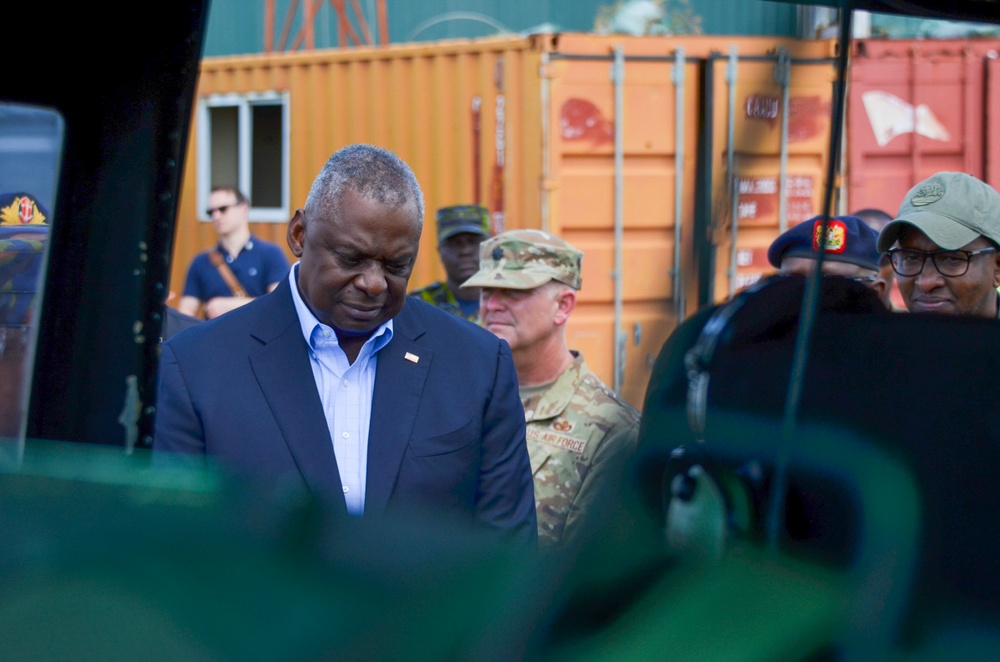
[594,0,703,36]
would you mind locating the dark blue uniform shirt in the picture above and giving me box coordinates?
[182,236,290,301]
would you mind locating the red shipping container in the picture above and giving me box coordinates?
[846,39,1000,215]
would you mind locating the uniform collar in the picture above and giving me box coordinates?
[524,351,586,422]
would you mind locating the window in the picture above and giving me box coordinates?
[0,102,63,468]
[197,92,289,222]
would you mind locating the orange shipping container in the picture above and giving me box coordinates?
[174,34,839,408]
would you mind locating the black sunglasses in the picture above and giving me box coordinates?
[206,204,235,216]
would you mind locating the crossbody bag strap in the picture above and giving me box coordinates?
[208,249,249,298]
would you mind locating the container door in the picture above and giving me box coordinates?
[846,40,995,214]
[544,49,697,408]
[709,51,838,303]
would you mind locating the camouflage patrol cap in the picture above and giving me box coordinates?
[461,229,583,290]
[436,204,491,242]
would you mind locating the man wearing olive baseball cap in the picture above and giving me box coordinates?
[877,172,1000,318]
[462,229,640,548]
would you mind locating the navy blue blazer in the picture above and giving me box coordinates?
[154,278,537,543]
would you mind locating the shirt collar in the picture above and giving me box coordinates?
[288,262,393,350]
[217,235,255,255]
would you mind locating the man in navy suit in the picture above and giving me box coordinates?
[154,144,537,544]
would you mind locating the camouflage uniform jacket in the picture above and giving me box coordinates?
[408,281,480,324]
[522,352,640,547]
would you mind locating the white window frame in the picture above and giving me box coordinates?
[196,91,290,223]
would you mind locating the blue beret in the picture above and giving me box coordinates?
[767,215,880,271]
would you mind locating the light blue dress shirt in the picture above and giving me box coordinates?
[288,263,393,516]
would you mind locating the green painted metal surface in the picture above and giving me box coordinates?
[202,0,799,57]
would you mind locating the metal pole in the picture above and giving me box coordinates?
[766,8,854,551]
[472,96,482,205]
[673,47,686,319]
[726,46,739,300]
[540,53,551,232]
[612,45,625,394]
[776,46,791,233]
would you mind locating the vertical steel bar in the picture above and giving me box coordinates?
[726,46,739,300]
[540,53,551,232]
[472,96,482,205]
[673,48,687,319]
[777,46,791,233]
[909,47,919,183]
[612,45,625,393]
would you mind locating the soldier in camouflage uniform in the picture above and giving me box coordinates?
[408,204,490,323]
[463,229,640,547]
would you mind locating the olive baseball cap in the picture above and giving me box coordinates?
[461,229,583,290]
[436,205,491,242]
[876,172,1000,252]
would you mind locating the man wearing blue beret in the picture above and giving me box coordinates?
[767,214,889,307]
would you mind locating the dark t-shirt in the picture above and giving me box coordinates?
[182,236,289,301]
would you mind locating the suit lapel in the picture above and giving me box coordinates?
[248,280,345,511]
[365,303,430,517]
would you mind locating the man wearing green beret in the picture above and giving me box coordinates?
[409,204,490,323]
[463,229,640,547]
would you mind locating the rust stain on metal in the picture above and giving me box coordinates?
[560,98,613,145]
[788,96,831,142]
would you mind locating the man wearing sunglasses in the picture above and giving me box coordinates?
[177,187,290,320]
[877,172,1000,319]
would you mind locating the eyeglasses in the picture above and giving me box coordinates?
[847,275,879,284]
[887,247,997,277]
[206,204,233,216]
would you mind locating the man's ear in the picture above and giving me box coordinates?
[287,209,306,258]
[553,287,577,327]
[992,248,1000,288]
[871,277,889,306]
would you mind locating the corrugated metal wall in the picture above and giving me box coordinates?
[846,39,1000,215]
[175,36,541,302]
[698,0,797,37]
[202,1,799,56]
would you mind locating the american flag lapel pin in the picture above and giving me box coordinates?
[404,352,419,364]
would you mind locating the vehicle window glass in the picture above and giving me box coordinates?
[0,103,63,469]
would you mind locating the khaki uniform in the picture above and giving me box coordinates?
[522,352,640,547]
